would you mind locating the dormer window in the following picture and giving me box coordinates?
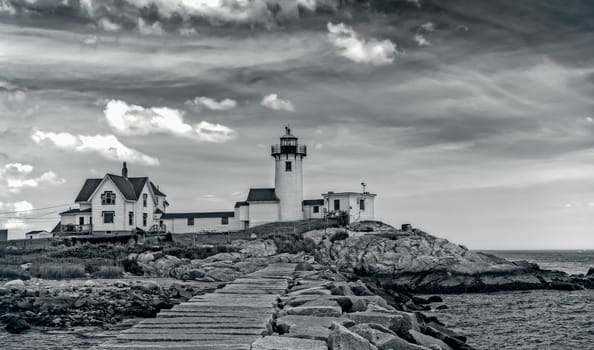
[101,191,116,205]
[143,193,148,207]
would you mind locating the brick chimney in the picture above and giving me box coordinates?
[122,161,128,179]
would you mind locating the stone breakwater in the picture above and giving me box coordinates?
[310,222,594,293]
[93,256,474,350]
[255,260,473,350]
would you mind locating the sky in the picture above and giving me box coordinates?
[1,0,594,249]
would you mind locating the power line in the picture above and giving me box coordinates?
[0,203,74,215]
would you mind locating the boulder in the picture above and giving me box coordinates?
[409,330,453,350]
[204,267,242,282]
[4,316,30,334]
[5,279,25,289]
[137,252,155,264]
[252,335,327,350]
[276,315,354,341]
[586,267,594,276]
[83,280,96,287]
[136,281,160,294]
[328,322,378,350]
[285,305,343,317]
[347,312,404,333]
[295,261,314,271]
[375,335,429,350]
[350,323,396,345]
[427,296,443,303]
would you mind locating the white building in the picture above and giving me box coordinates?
[25,230,53,239]
[55,127,376,235]
[57,162,169,236]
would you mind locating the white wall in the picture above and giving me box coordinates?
[248,202,280,227]
[133,182,156,231]
[26,231,52,239]
[274,154,304,221]
[324,193,376,223]
[91,179,128,232]
[303,204,323,219]
[165,216,239,234]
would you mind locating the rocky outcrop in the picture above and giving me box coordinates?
[311,222,594,293]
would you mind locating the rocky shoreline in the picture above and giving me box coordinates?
[310,222,594,294]
[1,220,592,348]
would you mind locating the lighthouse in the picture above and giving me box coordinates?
[271,126,307,221]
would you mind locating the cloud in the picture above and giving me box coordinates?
[98,17,121,32]
[0,200,34,231]
[414,34,430,46]
[32,130,160,166]
[138,18,164,36]
[104,99,236,142]
[186,96,237,111]
[419,22,435,32]
[586,117,593,123]
[0,0,16,15]
[261,94,295,112]
[327,22,397,65]
[0,164,65,192]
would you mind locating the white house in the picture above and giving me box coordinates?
[322,191,377,223]
[57,162,169,236]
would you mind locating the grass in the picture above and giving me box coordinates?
[29,263,86,280]
[0,266,31,280]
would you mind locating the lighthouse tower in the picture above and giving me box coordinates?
[271,126,307,221]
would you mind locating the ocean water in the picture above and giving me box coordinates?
[435,250,594,350]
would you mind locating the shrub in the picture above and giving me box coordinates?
[122,258,143,276]
[92,265,124,278]
[0,266,30,280]
[29,263,86,280]
[329,230,349,243]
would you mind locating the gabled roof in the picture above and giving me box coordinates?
[303,199,324,206]
[75,178,102,202]
[60,208,92,215]
[234,201,248,208]
[161,211,235,219]
[51,222,61,233]
[246,188,279,202]
[150,182,166,196]
[75,174,162,202]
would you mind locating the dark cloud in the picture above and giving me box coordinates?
[2,0,594,247]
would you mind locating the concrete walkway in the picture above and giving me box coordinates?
[96,263,296,350]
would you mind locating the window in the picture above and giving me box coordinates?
[313,206,319,213]
[79,217,84,225]
[128,212,134,226]
[142,213,148,226]
[221,217,229,225]
[285,161,292,172]
[359,199,365,210]
[103,211,114,224]
[334,199,340,211]
[188,217,194,226]
[101,191,116,205]
[143,193,148,207]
